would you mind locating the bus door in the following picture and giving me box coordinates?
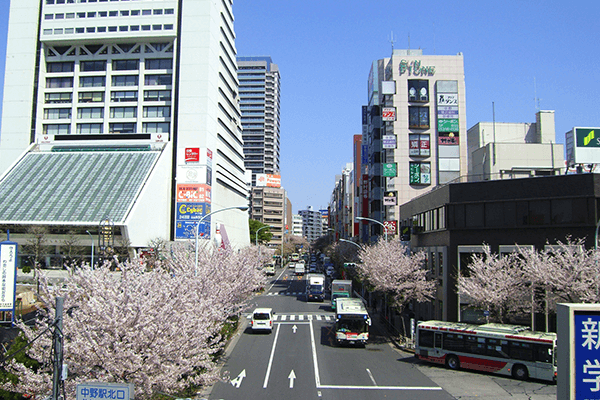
[533,344,554,380]
[433,332,443,356]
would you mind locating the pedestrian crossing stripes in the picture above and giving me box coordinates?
[266,291,304,296]
[272,314,332,321]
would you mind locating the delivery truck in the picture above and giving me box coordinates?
[305,273,325,302]
[331,279,352,311]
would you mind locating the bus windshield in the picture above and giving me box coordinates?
[336,316,368,333]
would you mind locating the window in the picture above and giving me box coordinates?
[111,91,138,102]
[109,10,118,17]
[409,106,430,129]
[509,341,534,361]
[143,106,170,118]
[109,123,136,134]
[86,27,96,33]
[78,92,104,103]
[78,107,103,119]
[87,11,96,17]
[79,76,105,87]
[408,80,429,102]
[153,9,163,15]
[165,8,174,14]
[77,123,103,134]
[110,107,137,118]
[75,28,85,34]
[409,134,430,157]
[99,11,107,17]
[144,90,171,101]
[98,27,106,32]
[141,25,151,31]
[409,162,431,185]
[45,14,54,20]
[112,75,139,86]
[120,10,129,16]
[44,108,71,119]
[108,26,117,32]
[43,124,70,135]
[418,330,434,348]
[142,9,151,15]
[145,59,172,70]
[80,60,106,72]
[112,60,139,71]
[46,77,73,88]
[56,13,65,19]
[143,122,169,134]
[47,62,74,73]
[45,93,72,104]
[144,74,172,86]
[119,26,128,32]
[131,10,140,16]
[152,25,162,31]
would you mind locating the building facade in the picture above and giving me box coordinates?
[467,110,564,181]
[361,49,467,242]
[236,56,281,186]
[0,0,250,256]
[299,206,323,243]
[250,186,285,247]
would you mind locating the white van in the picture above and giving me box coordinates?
[250,308,273,333]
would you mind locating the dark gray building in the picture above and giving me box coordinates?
[399,173,600,324]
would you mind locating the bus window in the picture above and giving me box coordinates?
[434,332,442,349]
[509,341,534,361]
[443,333,465,352]
[465,335,486,355]
[535,344,553,363]
[418,329,434,348]
[486,338,508,358]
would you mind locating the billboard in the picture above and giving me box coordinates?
[383,191,397,206]
[409,162,431,185]
[383,163,397,177]
[438,118,459,132]
[566,127,600,166]
[176,184,211,203]
[382,107,396,121]
[383,135,397,149]
[256,174,281,188]
[384,220,397,235]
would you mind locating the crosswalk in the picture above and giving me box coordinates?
[265,291,305,297]
[244,313,334,321]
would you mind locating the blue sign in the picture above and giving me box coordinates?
[175,218,211,240]
[77,382,133,400]
[176,202,211,221]
[575,312,600,398]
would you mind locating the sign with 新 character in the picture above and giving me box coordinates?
[557,304,600,400]
[77,382,134,400]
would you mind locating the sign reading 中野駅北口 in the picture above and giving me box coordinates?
[77,382,134,400]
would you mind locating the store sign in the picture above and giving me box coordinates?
[439,132,459,145]
[382,107,396,121]
[384,220,397,235]
[399,60,435,76]
[576,128,600,147]
[383,163,397,177]
[438,118,459,132]
[176,202,211,221]
[383,135,397,149]
[383,191,397,206]
[437,93,458,106]
[176,184,211,203]
[437,106,459,118]
[409,162,431,185]
[185,148,200,163]
[256,174,281,188]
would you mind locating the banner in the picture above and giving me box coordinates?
[0,241,17,312]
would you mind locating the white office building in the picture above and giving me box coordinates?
[0,0,250,261]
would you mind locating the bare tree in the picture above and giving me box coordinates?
[22,226,51,273]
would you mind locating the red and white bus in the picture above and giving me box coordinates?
[415,320,557,382]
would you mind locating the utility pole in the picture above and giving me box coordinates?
[52,297,64,400]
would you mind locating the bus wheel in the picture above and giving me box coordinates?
[446,355,460,370]
[512,364,528,380]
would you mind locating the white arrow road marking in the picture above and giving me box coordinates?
[288,370,296,388]
[230,369,246,388]
[366,368,377,386]
[292,325,297,334]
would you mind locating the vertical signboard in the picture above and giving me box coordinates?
[0,241,17,324]
[383,163,397,177]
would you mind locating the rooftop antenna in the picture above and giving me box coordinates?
[408,32,411,51]
[389,31,396,54]
[534,77,541,111]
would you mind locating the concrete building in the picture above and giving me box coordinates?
[361,49,467,242]
[292,214,303,237]
[0,0,250,263]
[236,56,281,186]
[299,206,323,243]
[330,163,354,240]
[250,186,285,247]
[468,110,564,181]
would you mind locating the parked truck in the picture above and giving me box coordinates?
[331,279,352,311]
[305,273,325,302]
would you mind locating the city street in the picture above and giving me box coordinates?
[204,266,558,400]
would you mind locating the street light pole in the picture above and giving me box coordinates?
[256,225,273,255]
[195,206,249,275]
[355,216,387,242]
[86,230,94,269]
[339,238,363,250]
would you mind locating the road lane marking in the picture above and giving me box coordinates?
[262,323,281,389]
[288,370,296,388]
[281,315,287,321]
[309,320,322,388]
[230,369,246,388]
[366,368,377,386]
[318,385,443,390]
[290,315,296,321]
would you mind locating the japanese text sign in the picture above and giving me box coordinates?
[576,312,600,398]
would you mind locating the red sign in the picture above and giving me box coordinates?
[185,148,200,163]
[176,184,211,203]
[384,220,397,235]
[382,107,396,121]
[362,174,369,217]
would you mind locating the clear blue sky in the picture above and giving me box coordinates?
[1,1,599,214]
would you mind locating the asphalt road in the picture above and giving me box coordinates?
[206,266,454,400]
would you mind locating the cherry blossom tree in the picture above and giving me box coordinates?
[458,245,528,323]
[357,237,435,313]
[2,241,268,399]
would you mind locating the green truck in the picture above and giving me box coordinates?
[331,279,352,311]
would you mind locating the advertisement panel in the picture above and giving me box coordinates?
[382,107,396,121]
[185,148,200,163]
[176,184,211,203]
[175,218,210,239]
[410,162,431,185]
[383,163,397,177]
[362,174,369,216]
[382,135,397,149]
[439,132,460,145]
[176,202,211,221]
[256,174,282,188]
[437,106,459,118]
[438,118,459,132]
[383,191,397,206]
[0,242,17,312]
[384,220,397,235]
[361,145,368,164]
[437,93,458,106]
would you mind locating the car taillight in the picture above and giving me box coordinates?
[250,321,253,325]
[270,321,272,327]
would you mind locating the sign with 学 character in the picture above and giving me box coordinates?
[557,304,600,400]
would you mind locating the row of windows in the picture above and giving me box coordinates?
[47,74,172,88]
[45,90,171,103]
[418,330,553,364]
[412,206,446,233]
[43,122,169,135]
[43,24,174,35]
[45,8,174,19]
[44,106,170,119]
[47,58,172,73]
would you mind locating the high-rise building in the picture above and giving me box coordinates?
[0,0,250,256]
[361,49,467,241]
[250,186,285,247]
[299,206,323,243]
[236,56,281,185]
